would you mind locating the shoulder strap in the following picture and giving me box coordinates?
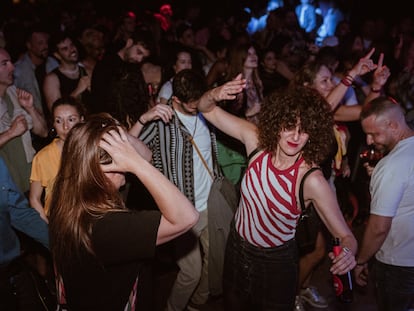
[247,147,261,161]
[299,167,320,210]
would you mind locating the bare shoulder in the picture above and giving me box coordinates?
[44,71,58,83]
[297,165,327,195]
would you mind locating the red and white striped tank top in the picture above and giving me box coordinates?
[235,151,303,248]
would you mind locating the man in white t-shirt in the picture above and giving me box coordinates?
[355,97,414,311]
[138,69,218,311]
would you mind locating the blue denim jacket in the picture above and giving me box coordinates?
[0,157,49,265]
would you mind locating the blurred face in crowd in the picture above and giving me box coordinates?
[124,42,150,64]
[179,28,195,47]
[244,46,259,70]
[173,52,192,74]
[172,96,199,116]
[27,31,50,61]
[54,37,79,64]
[261,50,277,72]
[53,104,83,141]
[0,48,15,89]
[311,64,335,98]
[121,12,136,34]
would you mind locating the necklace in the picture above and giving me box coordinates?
[60,66,79,75]
[191,114,198,138]
[174,109,199,139]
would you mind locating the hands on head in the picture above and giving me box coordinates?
[99,127,142,174]
[141,103,174,124]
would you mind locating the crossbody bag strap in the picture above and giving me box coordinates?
[189,136,214,179]
[299,167,321,210]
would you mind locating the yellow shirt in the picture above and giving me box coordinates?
[30,138,61,215]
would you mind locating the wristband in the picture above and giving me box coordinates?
[341,77,353,87]
[138,117,145,126]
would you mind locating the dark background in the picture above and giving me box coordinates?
[0,0,409,26]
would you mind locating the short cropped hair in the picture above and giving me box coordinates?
[360,97,403,121]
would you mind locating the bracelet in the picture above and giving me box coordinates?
[341,76,353,87]
[371,87,381,93]
[345,74,355,81]
[356,262,367,266]
[138,117,145,126]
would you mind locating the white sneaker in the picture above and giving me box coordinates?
[294,296,306,311]
[300,286,328,308]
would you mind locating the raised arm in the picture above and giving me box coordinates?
[129,104,174,137]
[364,52,391,105]
[326,48,377,111]
[333,105,362,122]
[100,128,199,245]
[198,74,259,156]
[126,133,152,162]
[17,89,48,137]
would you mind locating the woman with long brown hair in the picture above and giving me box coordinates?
[49,113,198,310]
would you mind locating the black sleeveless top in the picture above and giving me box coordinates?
[53,66,92,106]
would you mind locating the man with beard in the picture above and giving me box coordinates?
[14,25,58,116]
[14,25,58,150]
[355,97,414,311]
[43,31,91,113]
[90,28,152,128]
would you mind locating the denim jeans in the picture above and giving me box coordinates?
[374,260,414,311]
[223,225,298,311]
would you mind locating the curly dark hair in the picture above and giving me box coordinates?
[257,86,335,165]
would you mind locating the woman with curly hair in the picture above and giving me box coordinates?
[198,76,357,311]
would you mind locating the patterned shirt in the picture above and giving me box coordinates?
[235,151,303,247]
[138,103,220,205]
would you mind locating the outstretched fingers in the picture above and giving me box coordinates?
[362,47,375,60]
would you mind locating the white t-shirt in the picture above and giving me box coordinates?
[370,136,414,266]
[157,79,173,103]
[175,111,213,212]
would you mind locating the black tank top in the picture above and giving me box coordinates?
[53,66,91,107]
